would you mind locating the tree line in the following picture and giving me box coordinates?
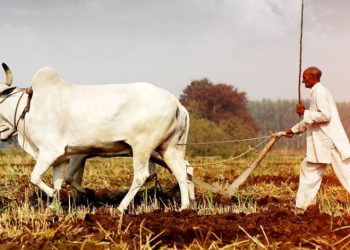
[181,78,350,156]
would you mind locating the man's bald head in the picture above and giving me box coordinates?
[304,66,322,80]
[302,66,322,88]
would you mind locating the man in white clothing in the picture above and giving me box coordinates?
[286,66,350,209]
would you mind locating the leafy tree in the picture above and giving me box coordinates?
[180,78,259,133]
[186,115,228,156]
[186,115,256,157]
[180,78,259,156]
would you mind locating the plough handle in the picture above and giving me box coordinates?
[226,131,287,196]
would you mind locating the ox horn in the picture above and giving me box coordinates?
[2,63,13,86]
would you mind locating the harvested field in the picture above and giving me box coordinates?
[0,150,350,249]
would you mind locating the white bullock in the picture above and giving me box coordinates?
[0,63,194,212]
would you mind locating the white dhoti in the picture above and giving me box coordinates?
[296,148,350,209]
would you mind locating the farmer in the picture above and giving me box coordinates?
[286,66,350,209]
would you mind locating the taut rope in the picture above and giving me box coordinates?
[192,135,272,168]
[178,135,270,146]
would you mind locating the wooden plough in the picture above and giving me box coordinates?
[191,131,287,197]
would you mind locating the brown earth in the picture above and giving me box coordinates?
[73,204,350,249]
[1,176,350,249]
[0,172,350,249]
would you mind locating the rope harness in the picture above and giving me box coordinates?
[14,87,33,131]
[178,135,270,146]
[192,135,271,168]
[13,92,26,130]
[0,87,33,144]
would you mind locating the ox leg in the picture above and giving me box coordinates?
[163,147,190,210]
[73,160,86,187]
[65,156,87,193]
[186,160,195,208]
[53,163,65,190]
[118,152,152,213]
[49,163,66,209]
[31,152,61,197]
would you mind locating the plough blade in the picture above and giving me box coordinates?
[192,177,230,197]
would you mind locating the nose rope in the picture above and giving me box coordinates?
[14,87,33,149]
[13,87,33,130]
[0,87,33,144]
[13,92,26,131]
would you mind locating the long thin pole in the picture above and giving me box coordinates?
[298,0,304,104]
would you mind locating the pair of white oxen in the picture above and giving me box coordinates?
[0,63,194,213]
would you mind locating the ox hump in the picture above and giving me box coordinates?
[31,67,62,89]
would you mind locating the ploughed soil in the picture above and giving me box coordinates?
[1,175,350,249]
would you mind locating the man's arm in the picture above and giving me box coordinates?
[287,90,331,136]
[291,120,308,134]
[285,102,308,137]
[303,91,331,124]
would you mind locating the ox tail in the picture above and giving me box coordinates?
[176,104,190,153]
[175,104,195,206]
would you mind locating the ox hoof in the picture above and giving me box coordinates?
[77,188,87,194]
[189,199,196,209]
[71,182,87,194]
[117,207,125,215]
[48,191,62,211]
[179,206,191,211]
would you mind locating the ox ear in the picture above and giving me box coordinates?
[2,63,13,86]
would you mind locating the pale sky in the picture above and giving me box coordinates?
[1,0,349,101]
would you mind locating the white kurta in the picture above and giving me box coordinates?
[291,83,350,209]
[291,83,350,164]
